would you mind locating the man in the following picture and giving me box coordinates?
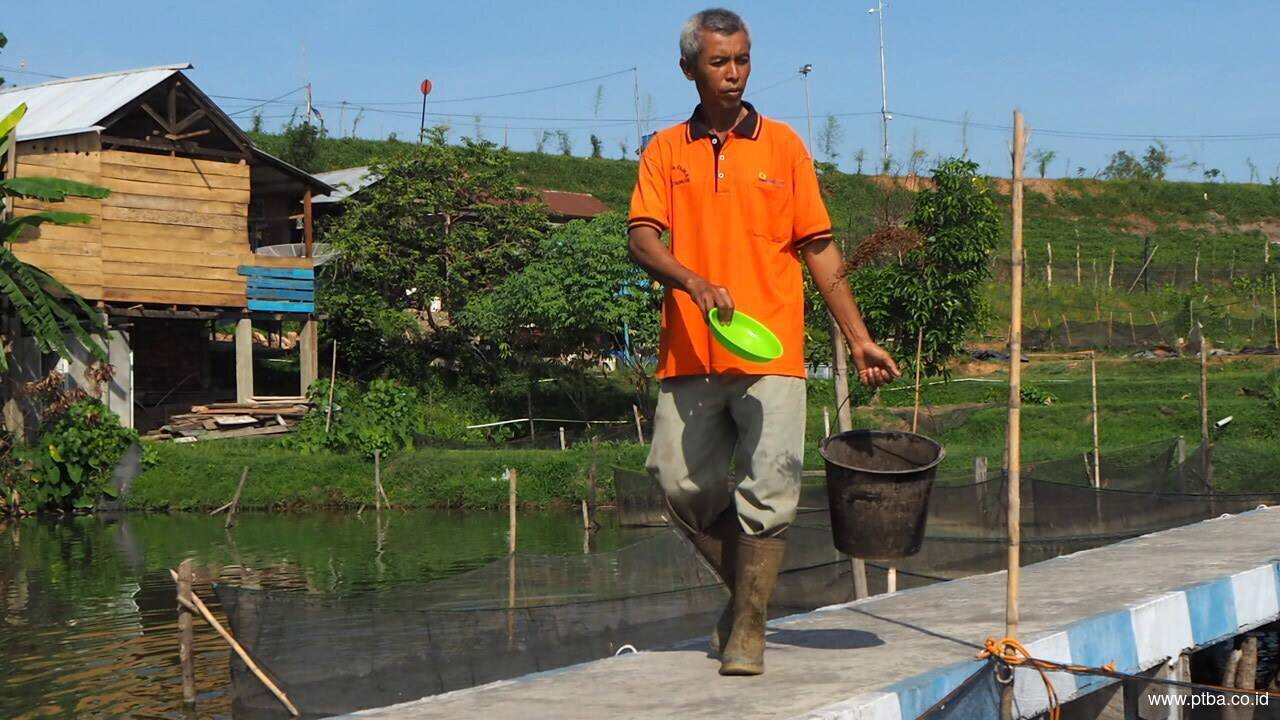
[628,8,900,677]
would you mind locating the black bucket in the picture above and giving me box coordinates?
[819,429,946,559]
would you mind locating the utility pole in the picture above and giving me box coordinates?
[632,67,643,155]
[869,0,890,172]
[799,64,814,154]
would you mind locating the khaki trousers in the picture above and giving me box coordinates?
[645,374,806,537]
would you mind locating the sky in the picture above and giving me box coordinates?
[4,1,1280,182]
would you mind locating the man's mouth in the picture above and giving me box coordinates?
[722,88,742,97]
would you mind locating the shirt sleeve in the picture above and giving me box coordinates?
[790,136,833,250]
[628,139,669,235]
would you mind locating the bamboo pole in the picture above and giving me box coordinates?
[1194,247,1200,284]
[169,569,300,716]
[1076,244,1081,285]
[508,467,518,554]
[225,466,249,529]
[823,407,831,438]
[1108,249,1115,289]
[1090,351,1101,489]
[559,426,567,450]
[912,328,924,433]
[1129,311,1137,345]
[324,341,337,434]
[1046,242,1053,287]
[1062,314,1073,346]
[1127,244,1159,293]
[633,404,645,444]
[1272,276,1278,351]
[177,559,196,706]
[507,467,518,645]
[1007,110,1026,644]
[1199,325,1212,493]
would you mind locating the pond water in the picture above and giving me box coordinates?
[0,509,654,719]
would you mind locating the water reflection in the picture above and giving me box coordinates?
[0,510,643,719]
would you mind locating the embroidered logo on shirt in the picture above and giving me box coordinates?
[672,164,691,186]
[756,171,785,188]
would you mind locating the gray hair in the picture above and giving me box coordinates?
[679,8,751,65]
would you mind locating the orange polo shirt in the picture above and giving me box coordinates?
[629,102,833,380]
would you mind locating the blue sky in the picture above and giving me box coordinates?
[5,1,1279,181]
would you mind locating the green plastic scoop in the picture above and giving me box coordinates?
[708,308,783,363]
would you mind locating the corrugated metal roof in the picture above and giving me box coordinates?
[539,189,609,219]
[313,165,377,203]
[0,64,191,140]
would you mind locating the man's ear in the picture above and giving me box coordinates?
[679,57,695,81]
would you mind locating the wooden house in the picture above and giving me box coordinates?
[0,64,334,432]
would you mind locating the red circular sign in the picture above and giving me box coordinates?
[420,79,433,96]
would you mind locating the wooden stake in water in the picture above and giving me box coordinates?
[1006,109,1027,645]
[1090,351,1101,489]
[912,328,924,433]
[507,467,519,645]
[226,466,249,529]
[508,467,518,554]
[177,558,195,706]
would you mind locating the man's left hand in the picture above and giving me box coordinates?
[850,341,901,388]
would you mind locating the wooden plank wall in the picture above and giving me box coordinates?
[11,142,313,308]
[99,149,252,307]
[11,134,105,299]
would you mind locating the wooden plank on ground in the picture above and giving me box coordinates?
[102,191,246,218]
[101,221,245,245]
[101,150,249,177]
[98,176,250,204]
[101,206,247,231]
[99,163,249,190]
[103,260,244,282]
[237,265,314,279]
[194,424,292,441]
[102,273,244,295]
[102,287,245,307]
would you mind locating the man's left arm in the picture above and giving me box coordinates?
[800,240,900,387]
[789,135,900,387]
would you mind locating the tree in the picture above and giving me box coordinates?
[589,134,603,159]
[556,130,573,156]
[1203,168,1221,182]
[277,119,322,173]
[473,114,484,141]
[0,33,6,88]
[618,138,630,159]
[1032,148,1057,179]
[853,148,866,175]
[816,115,844,165]
[459,212,662,415]
[250,110,264,134]
[1102,142,1170,181]
[535,130,551,153]
[0,104,109,373]
[848,158,1000,376]
[320,127,548,377]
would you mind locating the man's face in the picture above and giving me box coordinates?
[681,30,751,113]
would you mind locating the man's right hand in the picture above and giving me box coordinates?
[685,277,735,323]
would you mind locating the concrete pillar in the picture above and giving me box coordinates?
[106,328,133,429]
[235,316,254,404]
[299,315,318,396]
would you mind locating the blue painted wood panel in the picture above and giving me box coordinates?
[247,277,314,291]
[247,300,315,313]
[247,288,315,302]
[237,265,315,280]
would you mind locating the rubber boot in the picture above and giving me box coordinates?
[719,533,786,676]
[687,509,739,656]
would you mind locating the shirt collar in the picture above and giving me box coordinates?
[685,101,761,143]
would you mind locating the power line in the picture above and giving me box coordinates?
[319,67,638,106]
[0,65,67,80]
[892,112,1280,143]
[225,86,307,117]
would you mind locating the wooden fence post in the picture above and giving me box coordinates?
[633,404,645,444]
[177,558,195,706]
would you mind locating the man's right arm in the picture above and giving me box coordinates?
[628,226,734,321]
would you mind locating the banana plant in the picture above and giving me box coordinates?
[0,103,109,372]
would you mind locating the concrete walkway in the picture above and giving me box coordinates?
[339,507,1280,720]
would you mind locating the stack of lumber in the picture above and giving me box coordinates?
[146,398,310,442]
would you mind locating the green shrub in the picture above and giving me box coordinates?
[20,399,136,512]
